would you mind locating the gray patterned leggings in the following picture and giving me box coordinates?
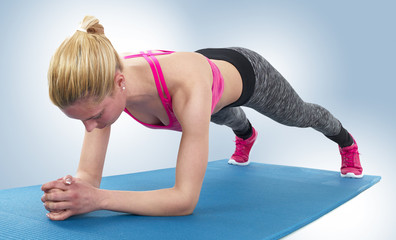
[210,47,342,138]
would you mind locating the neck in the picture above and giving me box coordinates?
[121,59,157,109]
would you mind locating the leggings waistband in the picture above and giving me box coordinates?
[195,48,256,108]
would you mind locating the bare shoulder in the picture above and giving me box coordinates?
[161,52,212,80]
[160,52,213,93]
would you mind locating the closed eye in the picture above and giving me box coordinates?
[92,112,103,120]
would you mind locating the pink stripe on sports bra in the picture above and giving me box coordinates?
[208,59,224,114]
[123,50,224,132]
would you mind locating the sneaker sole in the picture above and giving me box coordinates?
[228,158,250,166]
[340,172,364,178]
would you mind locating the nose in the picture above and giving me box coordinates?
[82,120,98,132]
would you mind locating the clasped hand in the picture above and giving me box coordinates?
[41,175,100,221]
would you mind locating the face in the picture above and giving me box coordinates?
[62,92,126,132]
[62,72,127,132]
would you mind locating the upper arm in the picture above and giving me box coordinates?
[170,56,213,209]
[77,125,111,187]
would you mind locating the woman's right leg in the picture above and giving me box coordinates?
[211,107,258,166]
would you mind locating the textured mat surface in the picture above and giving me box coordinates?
[0,160,380,240]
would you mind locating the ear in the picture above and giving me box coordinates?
[114,71,125,90]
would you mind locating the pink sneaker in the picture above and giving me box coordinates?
[339,135,363,178]
[228,127,258,166]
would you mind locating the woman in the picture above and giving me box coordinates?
[41,16,363,221]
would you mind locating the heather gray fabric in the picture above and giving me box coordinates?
[211,47,341,137]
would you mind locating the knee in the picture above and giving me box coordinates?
[210,114,227,125]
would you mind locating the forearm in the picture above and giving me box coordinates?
[75,171,101,188]
[98,187,195,216]
[76,126,111,188]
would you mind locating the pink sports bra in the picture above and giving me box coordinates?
[123,50,224,132]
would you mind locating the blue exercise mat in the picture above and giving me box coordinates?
[0,159,380,240]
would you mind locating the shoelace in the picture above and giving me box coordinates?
[234,139,248,157]
[341,148,358,167]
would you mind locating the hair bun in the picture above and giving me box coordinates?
[80,15,104,35]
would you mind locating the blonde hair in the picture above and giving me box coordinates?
[48,16,123,109]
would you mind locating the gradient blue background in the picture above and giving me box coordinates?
[0,0,394,238]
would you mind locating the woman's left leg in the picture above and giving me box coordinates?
[229,47,363,177]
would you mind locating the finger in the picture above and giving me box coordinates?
[42,188,65,202]
[47,210,73,221]
[41,180,69,192]
[44,190,70,202]
[51,210,63,213]
[46,209,66,216]
[48,211,72,221]
[43,202,53,212]
[45,206,63,213]
[63,175,73,185]
[44,201,72,211]
[43,201,65,212]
